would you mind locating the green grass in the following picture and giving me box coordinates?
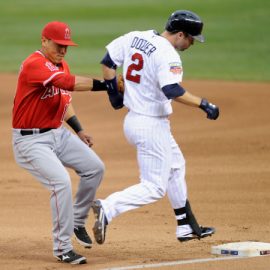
[0,0,269,81]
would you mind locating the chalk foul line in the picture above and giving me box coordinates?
[102,255,247,270]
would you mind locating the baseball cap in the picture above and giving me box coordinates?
[42,21,78,46]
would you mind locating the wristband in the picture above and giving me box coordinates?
[199,98,209,110]
[66,115,83,133]
[92,79,107,91]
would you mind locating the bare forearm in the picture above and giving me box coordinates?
[174,91,220,120]
[64,104,84,134]
[174,91,202,107]
[102,65,116,80]
[64,103,76,121]
[73,76,93,91]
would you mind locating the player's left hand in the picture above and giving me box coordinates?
[77,131,93,147]
[199,98,219,120]
[117,74,125,94]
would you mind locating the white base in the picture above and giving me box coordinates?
[211,241,270,257]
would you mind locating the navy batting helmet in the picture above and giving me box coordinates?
[165,10,204,42]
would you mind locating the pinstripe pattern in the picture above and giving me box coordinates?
[100,30,189,235]
[106,30,183,116]
[101,112,187,224]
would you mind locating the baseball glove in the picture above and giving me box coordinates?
[117,74,125,94]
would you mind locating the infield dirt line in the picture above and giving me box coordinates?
[102,255,247,270]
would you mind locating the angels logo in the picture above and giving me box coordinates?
[41,86,71,100]
[65,28,71,40]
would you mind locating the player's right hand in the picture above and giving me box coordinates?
[77,131,94,147]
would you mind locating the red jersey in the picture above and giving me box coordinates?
[12,51,75,128]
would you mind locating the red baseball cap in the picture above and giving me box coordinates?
[42,21,78,46]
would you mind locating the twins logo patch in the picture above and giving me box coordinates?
[169,62,182,74]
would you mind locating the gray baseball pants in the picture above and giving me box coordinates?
[12,127,104,256]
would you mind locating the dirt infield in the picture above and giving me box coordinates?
[1,73,270,270]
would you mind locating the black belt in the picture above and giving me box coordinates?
[20,128,53,136]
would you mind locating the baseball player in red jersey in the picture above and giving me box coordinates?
[91,11,219,246]
[12,21,108,264]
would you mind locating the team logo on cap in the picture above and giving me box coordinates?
[65,28,71,40]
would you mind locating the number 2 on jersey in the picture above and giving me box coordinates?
[126,53,144,84]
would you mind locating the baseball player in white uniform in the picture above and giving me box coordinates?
[92,10,219,245]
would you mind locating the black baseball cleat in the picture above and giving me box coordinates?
[92,200,108,244]
[178,226,215,242]
[55,250,87,264]
[74,226,92,248]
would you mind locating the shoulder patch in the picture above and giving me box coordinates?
[169,62,182,74]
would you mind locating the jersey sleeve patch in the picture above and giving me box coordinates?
[169,62,182,74]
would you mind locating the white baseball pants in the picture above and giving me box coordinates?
[101,111,187,223]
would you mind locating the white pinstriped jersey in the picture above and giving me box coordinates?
[106,30,183,116]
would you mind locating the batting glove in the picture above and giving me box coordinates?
[200,98,219,120]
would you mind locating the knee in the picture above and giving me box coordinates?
[144,181,166,200]
[93,159,105,178]
[53,173,72,193]
[81,158,105,185]
[155,185,166,198]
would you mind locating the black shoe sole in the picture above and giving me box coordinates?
[55,256,87,264]
[178,233,213,242]
[178,228,215,242]
[75,236,92,248]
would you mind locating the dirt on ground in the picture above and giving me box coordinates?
[1,73,270,270]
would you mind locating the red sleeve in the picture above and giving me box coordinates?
[48,73,75,91]
[26,55,75,91]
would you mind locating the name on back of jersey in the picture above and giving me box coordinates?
[131,37,156,57]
